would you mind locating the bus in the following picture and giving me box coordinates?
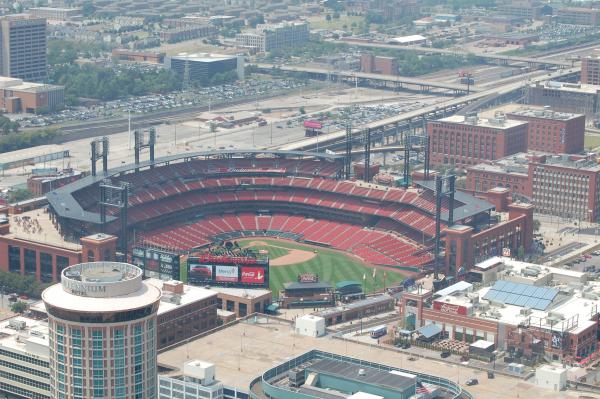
[370,325,387,339]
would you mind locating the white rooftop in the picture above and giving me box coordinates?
[145,279,217,316]
[172,52,237,62]
[207,286,271,299]
[437,114,528,130]
[0,316,49,359]
[388,34,427,43]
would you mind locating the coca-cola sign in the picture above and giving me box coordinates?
[433,301,467,315]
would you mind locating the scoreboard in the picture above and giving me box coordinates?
[132,247,181,281]
[187,254,269,288]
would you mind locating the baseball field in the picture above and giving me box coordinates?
[239,238,406,296]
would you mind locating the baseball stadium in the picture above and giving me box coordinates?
[35,144,534,292]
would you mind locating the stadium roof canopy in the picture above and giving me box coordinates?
[46,149,344,224]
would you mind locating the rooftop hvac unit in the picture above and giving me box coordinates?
[548,311,564,320]
[519,308,532,316]
[8,319,26,330]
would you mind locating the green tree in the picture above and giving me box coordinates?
[10,301,28,314]
[517,245,525,260]
[533,219,541,232]
[299,106,306,114]
[326,14,332,22]
[7,189,34,203]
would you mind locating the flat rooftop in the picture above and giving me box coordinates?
[146,279,217,315]
[156,319,578,399]
[507,107,582,121]
[0,316,49,359]
[435,114,528,130]
[308,358,415,392]
[171,53,237,62]
[5,209,81,251]
[206,286,271,299]
[531,81,600,94]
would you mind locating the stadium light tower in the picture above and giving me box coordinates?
[134,128,156,172]
[363,128,372,182]
[99,180,131,254]
[90,137,109,177]
[433,174,456,282]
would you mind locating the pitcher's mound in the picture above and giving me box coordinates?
[270,248,316,266]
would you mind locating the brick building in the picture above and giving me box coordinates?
[467,153,600,222]
[427,113,528,167]
[111,49,165,64]
[557,7,600,25]
[360,53,399,75]
[582,56,600,85]
[507,107,585,154]
[0,76,64,113]
[400,260,597,364]
[527,81,600,118]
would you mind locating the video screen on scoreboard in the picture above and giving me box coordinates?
[187,256,269,288]
[132,247,180,281]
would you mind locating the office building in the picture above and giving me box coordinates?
[557,7,600,25]
[582,56,600,85]
[42,262,162,398]
[527,81,600,117]
[166,53,244,84]
[0,15,47,82]
[427,113,529,167]
[235,22,309,52]
[507,107,585,154]
[497,0,546,20]
[467,152,600,222]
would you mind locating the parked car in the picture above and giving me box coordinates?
[487,371,495,379]
[441,351,451,358]
[466,378,479,386]
[401,343,411,349]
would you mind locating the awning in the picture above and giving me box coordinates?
[266,303,279,312]
[416,323,442,339]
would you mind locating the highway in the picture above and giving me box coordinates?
[337,39,574,68]
[279,67,580,151]
[254,63,481,92]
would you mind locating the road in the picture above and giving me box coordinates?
[254,63,481,92]
[336,38,573,68]
[279,67,580,151]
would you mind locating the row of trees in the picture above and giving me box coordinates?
[0,128,57,153]
[0,271,51,299]
[50,64,182,101]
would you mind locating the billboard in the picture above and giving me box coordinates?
[132,247,180,281]
[303,120,323,129]
[241,267,265,284]
[216,265,238,282]
[186,254,269,288]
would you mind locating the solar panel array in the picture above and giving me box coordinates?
[482,280,558,311]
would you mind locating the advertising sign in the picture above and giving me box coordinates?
[132,247,180,280]
[433,301,468,316]
[502,247,511,257]
[551,331,563,349]
[188,264,213,282]
[298,273,318,283]
[216,265,238,282]
[241,267,265,284]
[303,120,323,129]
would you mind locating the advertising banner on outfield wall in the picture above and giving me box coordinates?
[215,265,239,282]
[241,267,265,284]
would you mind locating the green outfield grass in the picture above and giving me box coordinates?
[585,134,600,150]
[239,238,406,297]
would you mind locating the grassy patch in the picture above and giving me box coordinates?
[585,134,600,150]
[239,238,405,297]
[247,245,289,260]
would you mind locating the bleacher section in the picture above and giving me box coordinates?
[139,213,433,268]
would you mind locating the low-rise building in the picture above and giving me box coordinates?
[428,113,529,167]
[0,76,64,113]
[158,24,217,43]
[400,258,597,364]
[467,152,600,222]
[111,49,165,64]
[527,81,600,117]
[557,7,600,25]
[235,21,309,52]
[166,53,244,84]
[207,286,272,317]
[360,53,398,75]
[27,169,84,196]
[314,294,396,326]
[27,7,82,21]
[581,55,600,85]
[506,107,585,154]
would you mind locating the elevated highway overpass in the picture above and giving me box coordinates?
[278,67,580,152]
[336,39,574,69]
[254,63,480,94]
